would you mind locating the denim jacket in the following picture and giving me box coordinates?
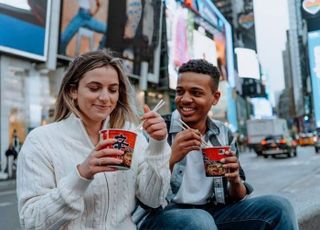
[165,110,253,204]
[133,111,253,226]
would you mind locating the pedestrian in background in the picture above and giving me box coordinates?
[138,59,298,230]
[5,144,18,160]
[17,50,171,229]
[12,129,21,152]
[5,144,18,177]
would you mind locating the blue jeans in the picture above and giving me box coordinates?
[139,195,298,230]
[59,8,107,54]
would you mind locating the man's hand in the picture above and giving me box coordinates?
[221,150,247,200]
[169,129,202,171]
[222,150,241,184]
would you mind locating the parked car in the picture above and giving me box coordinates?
[261,135,297,158]
[298,132,315,146]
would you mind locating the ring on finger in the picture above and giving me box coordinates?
[96,159,101,166]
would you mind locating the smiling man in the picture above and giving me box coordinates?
[138,59,298,230]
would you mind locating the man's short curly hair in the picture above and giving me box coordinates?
[178,59,220,92]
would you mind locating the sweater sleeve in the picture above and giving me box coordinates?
[135,135,171,208]
[16,134,92,230]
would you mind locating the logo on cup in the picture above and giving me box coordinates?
[218,149,225,155]
[202,146,230,177]
[99,129,137,170]
[112,134,129,150]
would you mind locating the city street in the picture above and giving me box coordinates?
[240,145,320,222]
[0,189,19,230]
[0,0,319,229]
[0,146,319,229]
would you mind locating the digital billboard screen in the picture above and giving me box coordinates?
[193,29,217,66]
[165,0,233,89]
[59,0,161,76]
[308,30,320,127]
[0,0,51,61]
[58,0,108,58]
[235,48,260,80]
[106,0,162,75]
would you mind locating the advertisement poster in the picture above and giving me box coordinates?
[58,0,108,57]
[302,0,320,15]
[166,0,191,89]
[0,0,51,61]
[106,0,162,75]
[166,0,230,89]
[192,29,217,66]
[308,30,320,127]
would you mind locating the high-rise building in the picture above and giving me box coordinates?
[213,0,266,134]
[301,0,320,128]
[278,37,295,120]
[213,0,256,50]
[287,0,305,117]
[212,0,233,23]
[278,0,310,131]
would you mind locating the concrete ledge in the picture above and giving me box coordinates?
[0,179,16,192]
[298,205,320,230]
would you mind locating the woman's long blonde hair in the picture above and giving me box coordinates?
[54,50,138,128]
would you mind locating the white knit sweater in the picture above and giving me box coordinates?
[17,114,171,230]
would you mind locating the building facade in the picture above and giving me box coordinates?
[0,0,233,172]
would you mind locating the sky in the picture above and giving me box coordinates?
[253,0,289,106]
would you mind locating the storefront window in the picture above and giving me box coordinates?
[2,64,57,154]
[4,66,28,149]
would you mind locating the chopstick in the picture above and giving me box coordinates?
[135,99,166,131]
[230,136,237,146]
[178,119,210,147]
[152,99,166,112]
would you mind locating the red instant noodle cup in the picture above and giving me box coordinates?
[99,129,137,170]
[202,146,231,177]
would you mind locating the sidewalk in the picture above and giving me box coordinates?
[280,168,320,229]
[0,170,319,229]
[0,178,16,192]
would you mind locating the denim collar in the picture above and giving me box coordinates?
[169,110,220,137]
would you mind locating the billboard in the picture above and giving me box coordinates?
[165,0,190,89]
[0,0,51,61]
[59,0,161,76]
[308,30,320,127]
[301,0,320,32]
[235,48,260,80]
[106,0,162,75]
[302,0,320,16]
[166,0,234,89]
[58,0,108,57]
[192,29,217,66]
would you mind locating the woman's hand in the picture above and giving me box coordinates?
[77,139,124,179]
[141,105,167,141]
[170,129,201,171]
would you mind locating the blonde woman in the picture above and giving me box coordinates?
[17,50,170,229]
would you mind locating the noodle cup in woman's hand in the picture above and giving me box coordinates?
[99,129,137,170]
[202,146,231,177]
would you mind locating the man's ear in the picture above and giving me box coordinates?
[212,91,221,105]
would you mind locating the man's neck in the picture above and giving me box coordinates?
[187,120,207,135]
